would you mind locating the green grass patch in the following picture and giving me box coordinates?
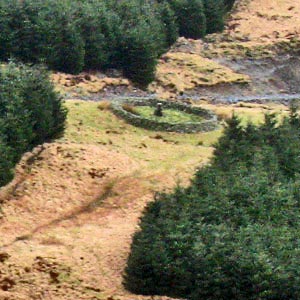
[61,100,286,181]
[134,106,204,123]
[61,100,219,177]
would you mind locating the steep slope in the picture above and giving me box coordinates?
[51,0,300,101]
[0,99,287,300]
[0,101,216,300]
[0,0,299,299]
[226,0,300,46]
[154,0,300,99]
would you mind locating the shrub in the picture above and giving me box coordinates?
[125,109,300,300]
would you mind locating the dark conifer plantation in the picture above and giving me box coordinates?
[167,0,207,38]
[125,107,300,300]
[0,0,234,86]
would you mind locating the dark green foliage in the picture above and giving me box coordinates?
[0,0,85,74]
[125,107,300,300]
[168,0,206,39]
[0,0,235,86]
[0,0,166,85]
[44,6,85,74]
[203,0,226,34]
[0,62,67,186]
[14,64,68,144]
[0,140,13,186]
[0,0,44,63]
[224,0,236,10]
[156,1,179,48]
[112,0,166,86]
[165,0,231,38]
[119,23,160,87]
[76,0,120,70]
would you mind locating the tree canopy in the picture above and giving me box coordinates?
[0,62,67,186]
[0,0,234,86]
[125,107,300,300]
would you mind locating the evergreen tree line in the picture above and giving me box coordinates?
[0,0,234,86]
[125,106,300,300]
[0,62,67,186]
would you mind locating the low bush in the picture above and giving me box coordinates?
[125,107,300,300]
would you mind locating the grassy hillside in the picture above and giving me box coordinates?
[0,100,286,300]
[0,0,299,299]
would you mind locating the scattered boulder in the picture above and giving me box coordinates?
[0,253,10,263]
[0,277,16,291]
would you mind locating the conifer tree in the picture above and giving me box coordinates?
[168,0,206,38]
[224,0,236,10]
[119,22,159,87]
[156,1,179,47]
[44,4,85,74]
[203,0,226,34]
[0,62,67,187]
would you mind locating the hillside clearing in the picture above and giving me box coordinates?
[0,99,286,300]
